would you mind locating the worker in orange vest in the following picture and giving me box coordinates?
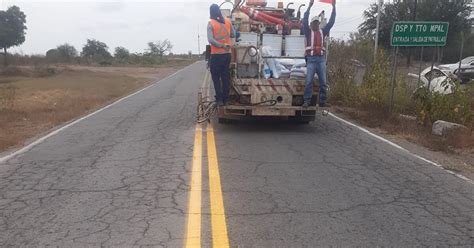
[207,4,235,106]
[302,0,336,108]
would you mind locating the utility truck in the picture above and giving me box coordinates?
[206,0,329,124]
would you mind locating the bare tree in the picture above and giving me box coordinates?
[146,39,173,57]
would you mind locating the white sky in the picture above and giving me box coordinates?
[1,0,374,55]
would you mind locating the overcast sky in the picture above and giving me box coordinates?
[1,0,375,55]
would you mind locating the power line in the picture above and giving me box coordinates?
[337,15,362,23]
[337,16,363,26]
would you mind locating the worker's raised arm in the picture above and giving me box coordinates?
[302,0,314,35]
[207,22,225,48]
[322,0,336,36]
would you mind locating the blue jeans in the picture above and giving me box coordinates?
[210,53,231,104]
[304,55,327,104]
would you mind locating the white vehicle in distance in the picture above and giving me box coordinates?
[408,67,456,95]
[438,56,474,75]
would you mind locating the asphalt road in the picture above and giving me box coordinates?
[1,61,473,247]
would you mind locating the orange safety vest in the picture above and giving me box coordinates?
[209,18,232,54]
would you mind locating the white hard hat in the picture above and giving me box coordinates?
[311,16,320,23]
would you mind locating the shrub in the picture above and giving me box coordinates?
[327,40,358,105]
[414,82,471,126]
[0,66,28,77]
[0,83,16,110]
[33,65,57,77]
[357,51,391,112]
[390,74,423,116]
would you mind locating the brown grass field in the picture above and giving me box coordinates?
[0,64,190,153]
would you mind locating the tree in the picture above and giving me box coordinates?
[359,1,415,50]
[114,46,130,63]
[46,48,60,62]
[349,31,375,65]
[146,39,173,57]
[0,6,27,66]
[46,44,78,63]
[359,0,472,62]
[81,39,112,62]
[56,43,77,63]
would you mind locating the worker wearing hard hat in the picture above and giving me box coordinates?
[207,4,235,106]
[302,0,336,108]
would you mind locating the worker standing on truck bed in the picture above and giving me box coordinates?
[302,0,336,108]
[207,4,235,106]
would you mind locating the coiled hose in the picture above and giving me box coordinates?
[197,97,217,123]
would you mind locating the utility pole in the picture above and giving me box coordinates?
[458,31,464,76]
[374,0,383,61]
[414,0,417,20]
[197,25,201,56]
[407,0,417,67]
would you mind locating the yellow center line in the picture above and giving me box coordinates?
[185,125,203,248]
[201,71,209,93]
[184,70,210,248]
[207,125,230,248]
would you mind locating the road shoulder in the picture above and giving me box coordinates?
[329,110,474,182]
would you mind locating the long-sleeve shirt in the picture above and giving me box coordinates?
[302,5,336,39]
[207,19,236,48]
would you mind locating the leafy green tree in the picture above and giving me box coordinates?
[46,48,60,62]
[114,46,130,63]
[81,39,112,62]
[349,31,375,65]
[46,44,78,63]
[146,39,173,57]
[359,0,472,62]
[0,6,27,66]
[56,43,77,63]
[359,1,417,50]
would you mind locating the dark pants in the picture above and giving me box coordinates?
[210,53,231,104]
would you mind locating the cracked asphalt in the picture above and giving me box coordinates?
[1,61,473,247]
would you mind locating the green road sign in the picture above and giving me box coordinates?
[391,21,449,47]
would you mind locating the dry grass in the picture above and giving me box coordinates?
[334,106,474,151]
[0,65,184,152]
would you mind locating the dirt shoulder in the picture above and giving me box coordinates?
[0,63,192,154]
[332,106,474,180]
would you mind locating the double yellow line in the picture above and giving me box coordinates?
[185,125,203,247]
[185,72,229,248]
[206,125,230,248]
